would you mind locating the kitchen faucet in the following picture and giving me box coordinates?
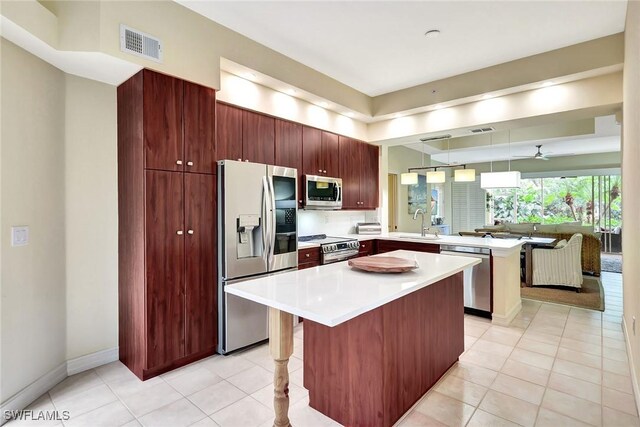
[413,208,427,237]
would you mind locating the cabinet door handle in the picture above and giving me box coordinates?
[187,161,194,166]
[176,230,184,235]
[237,158,242,161]
[318,169,322,173]
[306,253,310,258]
[187,230,194,235]
[323,170,327,174]
[176,160,183,165]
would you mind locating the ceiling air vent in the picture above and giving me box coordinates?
[419,134,452,142]
[469,127,495,134]
[120,25,163,63]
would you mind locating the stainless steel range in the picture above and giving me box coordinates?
[299,234,360,264]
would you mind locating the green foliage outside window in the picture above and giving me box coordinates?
[487,175,622,229]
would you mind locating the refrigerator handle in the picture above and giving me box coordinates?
[262,176,271,262]
[267,175,277,269]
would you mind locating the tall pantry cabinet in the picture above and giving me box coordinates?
[118,69,217,380]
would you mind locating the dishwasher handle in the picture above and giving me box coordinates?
[440,245,490,256]
[441,250,490,259]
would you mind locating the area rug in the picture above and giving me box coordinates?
[521,276,604,311]
[601,253,622,273]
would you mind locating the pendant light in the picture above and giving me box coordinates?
[426,169,445,183]
[454,168,476,182]
[480,130,521,189]
[400,172,418,185]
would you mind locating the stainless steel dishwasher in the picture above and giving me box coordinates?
[440,245,492,318]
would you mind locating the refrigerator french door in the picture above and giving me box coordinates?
[218,160,298,354]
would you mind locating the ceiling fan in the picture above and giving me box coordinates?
[513,144,570,161]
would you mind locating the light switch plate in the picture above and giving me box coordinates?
[11,226,29,247]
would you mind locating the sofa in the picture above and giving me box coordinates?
[474,223,601,276]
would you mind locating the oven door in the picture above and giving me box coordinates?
[304,175,342,209]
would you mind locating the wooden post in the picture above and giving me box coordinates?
[269,307,294,427]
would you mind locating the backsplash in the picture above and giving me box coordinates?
[298,210,379,236]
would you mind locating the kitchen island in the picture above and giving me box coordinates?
[226,250,480,427]
[300,232,527,326]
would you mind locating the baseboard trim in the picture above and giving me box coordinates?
[491,300,522,327]
[0,347,119,426]
[622,318,640,418]
[0,362,67,426]
[66,347,119,376]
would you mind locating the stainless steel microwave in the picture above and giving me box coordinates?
[304,175,342,209]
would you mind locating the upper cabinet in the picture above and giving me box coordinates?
[141,69,216,174]
[184,81,216,174]
[243,110,275,164]
[143,71,183,172]
[275,120,303,206]
[215,103,276,165]
[215,103,243,163]
[302,128,340,177]
[339,136,379,210]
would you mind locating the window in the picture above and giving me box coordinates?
[486,175,621,229]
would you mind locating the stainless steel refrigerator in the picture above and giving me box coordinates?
[217,160,298,354]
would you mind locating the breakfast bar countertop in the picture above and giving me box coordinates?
[225,249,479,327]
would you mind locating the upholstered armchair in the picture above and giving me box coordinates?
[532,234,583,291]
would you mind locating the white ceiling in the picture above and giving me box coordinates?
[178,1,627,96]
[421,115,621,164]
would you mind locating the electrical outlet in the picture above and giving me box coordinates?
[11,226,29,247]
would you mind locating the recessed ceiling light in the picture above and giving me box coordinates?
[541,81,554,88]
[424,30,441,38]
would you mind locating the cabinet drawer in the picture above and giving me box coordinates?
[298,247,320,263]
[377,240,439,254]
[358,240,376,257]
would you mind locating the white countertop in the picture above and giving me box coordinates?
[298,232,528,256]
[225,250,480,327]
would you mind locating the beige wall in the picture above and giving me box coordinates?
[64,74,118,360]
[387,146,431,233]
[623,0,640,406]
[0,38,67,401]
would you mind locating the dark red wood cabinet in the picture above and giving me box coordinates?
[358,240,376,257]
[118,69,217,380]
[298,247,321,270]
[145,170,186,368]
[302,128,340,177]
[376,240,440,254]
[184,81,216,174]
[184,173,217,357]
[243,110,275,164]
[215,103,243,163]
[275,119,303,205]
[143,70,216,174]
[215,103,276,165]
[339,136,380,209]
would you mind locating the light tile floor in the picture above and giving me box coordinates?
[8,272,636,427]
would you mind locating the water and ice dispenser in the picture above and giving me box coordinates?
[236,214,261,259]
